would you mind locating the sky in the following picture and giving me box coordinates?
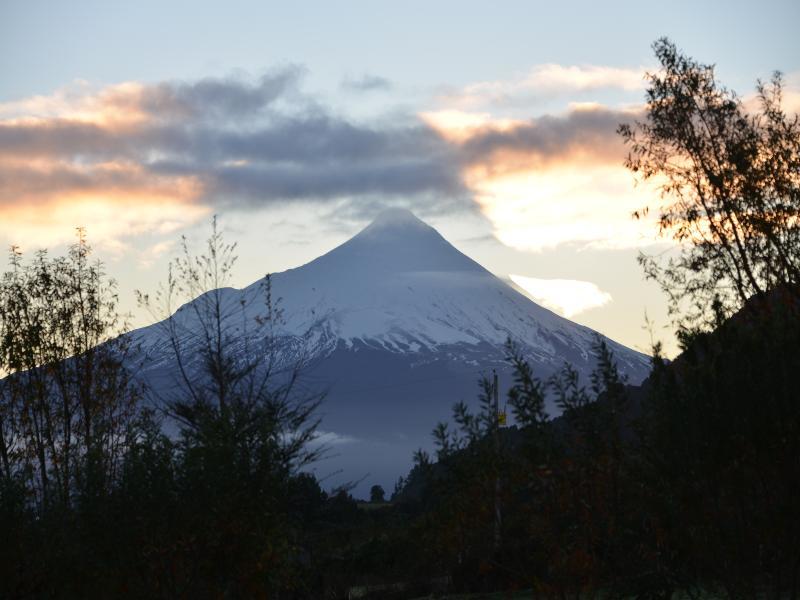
[1,0,799,357]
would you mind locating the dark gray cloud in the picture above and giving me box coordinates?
[340,74,393,92]
[209,158,463,203]
[0,120,129,158]
[0,162,162,204]
[0,71,465,214]
[136,66,306,121]
[0,71,634,218]
[460,106,639,167]
[161,116,449,164]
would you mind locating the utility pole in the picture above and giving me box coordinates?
[492,369,501,552]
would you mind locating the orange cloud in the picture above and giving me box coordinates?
[0,153,208,250]
[0,76,210,254]
[1,170,209,251]
[420,110,524,142]
[421,104,663,251]
[468,162,662,251]
[426,104,641,173]
[0,159,202,203]
[0,81,158,129]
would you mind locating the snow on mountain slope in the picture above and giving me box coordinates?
[131,208,651,496]
[226,208,649,379]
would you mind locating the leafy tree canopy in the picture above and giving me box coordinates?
[619,38,800,338]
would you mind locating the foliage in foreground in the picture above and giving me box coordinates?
[619,37,800,336]
[395,291,800,598]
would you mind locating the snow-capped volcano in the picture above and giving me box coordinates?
[242,208,648,378]
[134,209,650,496]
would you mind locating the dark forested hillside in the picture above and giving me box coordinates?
[383,287,800,598]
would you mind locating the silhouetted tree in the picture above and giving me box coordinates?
[135,216,324,596]
[619,37,800,336]
[370,484,386,503]
[0,230,142,596]
[620,38,800,598]
[0,230,139,513]
[400,337,651,596]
